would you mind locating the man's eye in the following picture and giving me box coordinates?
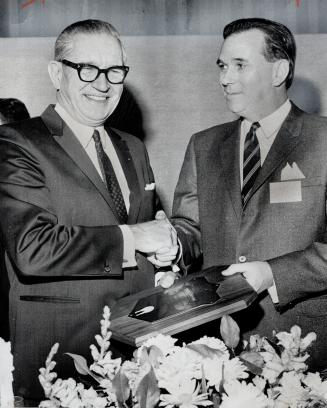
[217,63,226,72]
[236,63,246,71]
[83,66,96,72]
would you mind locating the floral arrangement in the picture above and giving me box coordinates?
[38,306,327,408]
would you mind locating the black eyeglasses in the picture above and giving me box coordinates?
[59,59,129,84]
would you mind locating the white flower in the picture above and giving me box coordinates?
[249,334,265,352]
[260,339,308,384]
[201,357,225,388]
[224,358,249,383]
[156,347,202,390]
[104,391,118,406]
[274,371,309,408]
[81,387,109,408]
[303,372,327,400]
[260,351,284,384]
[120,359,155,397]
[252,376,266,392]
[279,349,309,372]
[39,307,326,408]
[39,400,60,408]
[121,360,140,382]
[50,379,83,408]
[220,380,271,408]
[299,332,317,352]
[159,379,212,408]
[90,354,121,379]
[137,334,177,359]
[275,325,316,355]
[201,357,247,390]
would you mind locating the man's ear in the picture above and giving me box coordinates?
[48,60,63,90]
[272,59,289,87]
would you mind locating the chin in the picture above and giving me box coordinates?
[227,104,243,115]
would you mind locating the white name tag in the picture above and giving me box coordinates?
[269,180,302,203]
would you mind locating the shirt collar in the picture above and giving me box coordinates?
[54,103,105,148]
[243,99,291,139]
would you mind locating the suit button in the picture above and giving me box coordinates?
[239,256,247,263]
[104,265,111,273]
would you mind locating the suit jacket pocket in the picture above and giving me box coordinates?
[20,295,80,303]
[301,177,322,187]
[298,294,327,317]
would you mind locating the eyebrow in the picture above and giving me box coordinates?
[73,60,124,67]
[217,57,248,65]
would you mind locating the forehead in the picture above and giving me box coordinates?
[219,29,266,61]
[68,32,123,65]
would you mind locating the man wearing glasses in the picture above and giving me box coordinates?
[0,19,176,403]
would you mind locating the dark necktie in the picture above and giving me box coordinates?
[241,122,261,207]
[92,130,128,224]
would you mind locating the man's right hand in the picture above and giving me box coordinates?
[129,214,176,255]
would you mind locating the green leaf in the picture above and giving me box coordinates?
[148,345,163,370]
[200,364,207,394]
[186,344,225,359]
[139,347,151,365]
[65,353,102,383]
[220,315,240,349]
[135,366,160,408]
[239,351,264,376]
[111,367,131,404]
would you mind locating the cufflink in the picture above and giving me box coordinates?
[274,303,282,313]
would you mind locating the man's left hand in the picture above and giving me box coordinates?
[222,261,274,293]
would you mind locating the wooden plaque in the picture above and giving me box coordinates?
[110,266,257,346]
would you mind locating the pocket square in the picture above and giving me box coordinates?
[281,162,305,181]
[145,182,156,191]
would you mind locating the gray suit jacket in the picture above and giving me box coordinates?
[172,103,327,371]
[0,105,158,400]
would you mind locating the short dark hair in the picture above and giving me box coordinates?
[0,98,30,124]
[54,19,125,63]
[223,18,296,89]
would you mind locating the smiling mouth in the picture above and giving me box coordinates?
[85,95,109,102]
[224,91,240,96]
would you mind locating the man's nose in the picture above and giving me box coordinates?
[219,67,235,86]
[92,72,110,92]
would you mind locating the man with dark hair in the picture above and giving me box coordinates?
[170,18,327,371]
[0,19,176,402]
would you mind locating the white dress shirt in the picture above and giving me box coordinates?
[55,104,136,267]
[239,100,291,302]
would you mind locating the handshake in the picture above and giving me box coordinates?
[129,210,179,268]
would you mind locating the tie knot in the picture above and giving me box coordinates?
[92,129,101,143]
[251,122,260,131]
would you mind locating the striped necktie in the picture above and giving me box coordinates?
[241,122,261,207]
[93,130,128,224]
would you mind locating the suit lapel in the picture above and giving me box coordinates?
[105,127,142,224]
[41,105,120,219]
[217,120,243,219]
[247,104,304,204]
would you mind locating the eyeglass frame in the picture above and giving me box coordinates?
[59,59,130,84]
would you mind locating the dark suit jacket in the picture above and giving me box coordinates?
[172,103,327,371]
[0,105,158,400]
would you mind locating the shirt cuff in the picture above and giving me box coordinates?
[119,225,137,268]
[268,280,279,303]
